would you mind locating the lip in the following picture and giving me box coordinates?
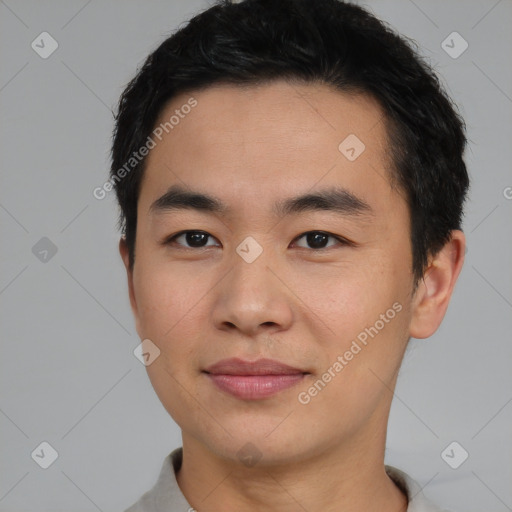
[203,358,309,400]
[204,357,306,375]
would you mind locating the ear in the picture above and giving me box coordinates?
[119,237,141,336]
[409,230,466,339]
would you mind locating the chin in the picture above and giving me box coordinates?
[187,418,327,468]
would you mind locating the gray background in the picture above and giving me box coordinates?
[1,0,511,510]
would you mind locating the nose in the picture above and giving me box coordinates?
[211,245,294,337]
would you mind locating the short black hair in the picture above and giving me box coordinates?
[110,0,469,284]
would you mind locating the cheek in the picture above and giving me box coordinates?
[134,264,204,420]
[133,261,209,338]
[291,260,389,332]
[298,305,409,428]
[298,257,411,372]
[132,261,212,403]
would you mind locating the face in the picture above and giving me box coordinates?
[121,80,422,465]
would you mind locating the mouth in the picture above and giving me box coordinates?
[203,358,310,400]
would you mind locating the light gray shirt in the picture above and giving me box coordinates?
[125,447,452,512]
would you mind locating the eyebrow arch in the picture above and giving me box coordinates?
[149,184,374,219]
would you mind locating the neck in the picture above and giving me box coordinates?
[176,418,407,512]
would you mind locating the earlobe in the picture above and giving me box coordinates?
[409,230,466,339]
[119,237,140,334]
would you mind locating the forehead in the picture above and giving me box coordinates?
[152,80,388,157]
[139,80,401,220]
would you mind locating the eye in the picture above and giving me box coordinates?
[163,229,352,251]
[292,231,349,250]
[164,230,220,249]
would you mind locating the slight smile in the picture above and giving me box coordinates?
[203,358,310,400]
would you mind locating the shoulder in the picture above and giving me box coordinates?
[385,465,455,512]
[124,448,191,512]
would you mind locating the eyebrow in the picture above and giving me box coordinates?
[149,184,374,220]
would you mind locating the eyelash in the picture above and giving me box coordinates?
[162,230,354,251]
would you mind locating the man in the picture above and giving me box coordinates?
[111,0,469,510]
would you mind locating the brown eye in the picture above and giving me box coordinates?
[165,230,220,248]
[293,231,348,250]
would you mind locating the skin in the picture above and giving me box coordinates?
[120,80,465,512]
